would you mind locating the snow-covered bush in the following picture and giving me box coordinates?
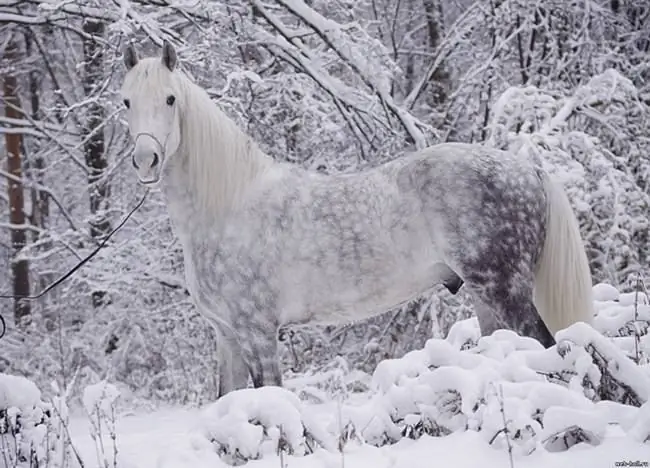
[0,374,70,468]
[488,69,650,284]
[0,375,124,468]
[82,381,121,468]
[201,386,335,465]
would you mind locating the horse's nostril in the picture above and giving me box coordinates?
[151,152,160,168]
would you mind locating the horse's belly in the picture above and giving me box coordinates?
[280,261,448,326]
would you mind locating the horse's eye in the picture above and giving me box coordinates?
[166,95,176,106]
[123,99,130,109]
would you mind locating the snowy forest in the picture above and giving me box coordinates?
[1,0,650,467]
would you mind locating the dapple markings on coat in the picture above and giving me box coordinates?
[120,41,594,397]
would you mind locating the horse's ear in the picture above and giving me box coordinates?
[161,40,177,71]
[123,43,139,70]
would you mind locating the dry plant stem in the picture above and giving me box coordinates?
[278,424,286,468]
[0,429,15,468]
[496,384,515,468]
[110,405,118,468]
[337,398,346,468]
[87,404,107,468]
[48,397,86,468]
[634,272,641,362]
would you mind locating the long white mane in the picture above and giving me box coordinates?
[127,58,273,215]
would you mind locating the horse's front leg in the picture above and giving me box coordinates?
[231,314,283,388]
[215,327,250,397]
[225,280,283,388]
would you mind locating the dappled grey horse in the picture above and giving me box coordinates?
[119,41,593,396]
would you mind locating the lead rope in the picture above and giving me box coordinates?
[0,188,149,339]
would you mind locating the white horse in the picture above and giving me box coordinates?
[120,41,593,396]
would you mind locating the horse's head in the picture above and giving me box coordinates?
[120,41,182,186]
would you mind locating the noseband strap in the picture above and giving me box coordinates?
[132,132,166,169]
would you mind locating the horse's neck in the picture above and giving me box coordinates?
[161,83,275,240]
[160,144,272,242]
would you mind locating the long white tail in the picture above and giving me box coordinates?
[533,175,593,334]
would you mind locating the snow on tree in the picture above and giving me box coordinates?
[488,68,650,284]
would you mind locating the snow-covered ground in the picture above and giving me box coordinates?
[3,282,650,468]
[65,404,648,468]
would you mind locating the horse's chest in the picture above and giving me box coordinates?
[181,238,229,310]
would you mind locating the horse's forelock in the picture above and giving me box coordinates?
[123,58,178,95]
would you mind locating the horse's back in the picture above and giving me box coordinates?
[398,142,543,193]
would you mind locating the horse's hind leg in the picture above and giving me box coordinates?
[467,282,555,348]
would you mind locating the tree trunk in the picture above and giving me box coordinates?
[82,19,110,308]
[3,36,31,326]
[24,32,49,234]
[421,0,449,107]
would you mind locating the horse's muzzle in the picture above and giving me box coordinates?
[132,136,163,184]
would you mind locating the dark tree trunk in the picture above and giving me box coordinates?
[3,37,31,326]
[82,19,111,307]
[24,31,49,234]
[422,0,449,107]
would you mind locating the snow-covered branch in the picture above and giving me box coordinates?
[253,0,433,148]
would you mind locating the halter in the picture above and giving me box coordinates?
[130,98,178,171]
[132,131,166,170]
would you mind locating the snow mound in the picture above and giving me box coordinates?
[200,386,336,465]
[0,373,42,410]
[4,283,646,466]
[0,374,70,467]
[83,380,120,416]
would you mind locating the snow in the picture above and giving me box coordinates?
[83,380,121,415]
[556,322,650,402]
[628,401,650,444]
[0,373,41,410]
[4,282,650,467]
[200,386,336,463]
[0,374,69,466]
[593,283,620,302]
[64,408,650,468]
